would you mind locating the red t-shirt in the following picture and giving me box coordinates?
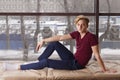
[70,31,98,66]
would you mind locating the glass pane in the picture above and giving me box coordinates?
[8,16,22,49]
[0,16,23,60]
[100,0,120,13]
[40,0,94,13]
[0,0,94,13]
[99,16,120,59]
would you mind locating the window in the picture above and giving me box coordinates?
[0,0,120,60]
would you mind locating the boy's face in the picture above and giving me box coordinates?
[76,20,88,33]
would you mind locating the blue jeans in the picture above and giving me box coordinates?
[21,41,85,70]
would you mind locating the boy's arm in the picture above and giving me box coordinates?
[92,45,106,72]
[36,34,72,51]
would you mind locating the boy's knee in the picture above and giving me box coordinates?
[39,59,48,66]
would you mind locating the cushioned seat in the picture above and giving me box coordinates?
[1,69,47,80]
[47,68,94,80]
[0,60,120,80]
[88,60,120,80]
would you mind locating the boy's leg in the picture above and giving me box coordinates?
[21,59,48,70]
[38,41,74,61]
[47,59,74,70]
[51,41,74,60]
[21,59,74,70]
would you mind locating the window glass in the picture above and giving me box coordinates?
[99,16,120,59]
[100,0,120,13]
[0,0,94,13]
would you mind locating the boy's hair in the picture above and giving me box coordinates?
[74,15,89,25]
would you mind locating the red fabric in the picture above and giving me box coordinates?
[70,31,98,66]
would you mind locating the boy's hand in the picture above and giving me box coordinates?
[104,69,117,73]
[36,40,45,51]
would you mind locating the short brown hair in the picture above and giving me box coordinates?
[74,15,89,25]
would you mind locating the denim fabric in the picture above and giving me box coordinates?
[21,41,85,70]
[72,60,85,70]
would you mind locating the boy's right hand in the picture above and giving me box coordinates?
[36,40,45,51]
